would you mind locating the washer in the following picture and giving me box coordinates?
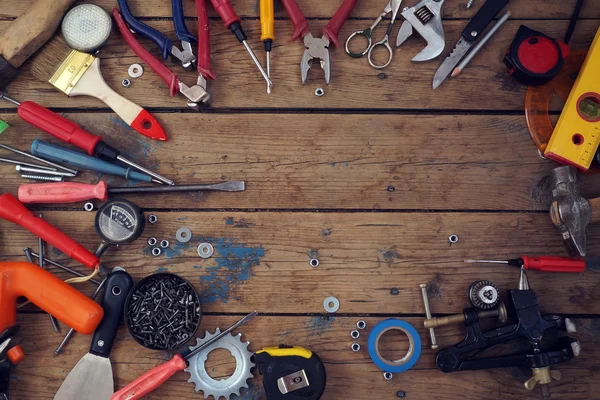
[357,320,367,330]
[152,247,161,257]
[323,296,339,313]
[197,243,214,258]
[310,258,319,267]
[367,319,421,373]
[160,240,169,248]
[350,330,360,339]
[128,63,144,78]
[352,343,361,352]
[176,227,192,243]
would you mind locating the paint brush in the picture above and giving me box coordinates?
[29,35,167,141]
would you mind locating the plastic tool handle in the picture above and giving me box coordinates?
[521,256,585,273]
[31,140,153,183]
[113,9,180,97]
[209,0,241,28]
[260,0,275,42]
[89,270,133,357]
[117,0,172,60]
[0,194,100,270]
[323,0,358,48]
[196,0,216,80]
[110,354,187,400]
[172,0,197,43]
[281,0,310,41]
[462,0,510,43]
[17,101,102,155]
[18,182,109,204]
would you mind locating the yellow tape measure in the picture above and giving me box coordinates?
[545,27,600,170]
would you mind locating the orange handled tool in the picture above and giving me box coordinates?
[112,311,256,400]
[18,181,109,204]
[0,261,104,364]
[0,193,101,270]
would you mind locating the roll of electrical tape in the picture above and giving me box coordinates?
[367,319,421,373]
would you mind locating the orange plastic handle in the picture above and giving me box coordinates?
[18,181,109,204]
[0,261,104,364]
[111,354,187,400]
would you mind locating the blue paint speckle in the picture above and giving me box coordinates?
[306,316,335,337]
[321,228,333,237]
[225,217,234,225]
[155,267,168,273]
[308,249,319,259]
[232,383,265,400]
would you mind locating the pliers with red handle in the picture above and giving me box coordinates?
[281,0,358,84]
[112,2,215,108]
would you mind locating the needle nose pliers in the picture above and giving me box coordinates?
[281,0,358,84]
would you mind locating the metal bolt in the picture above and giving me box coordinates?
[470,30,478,38]
[387,185,395,192]
[383,372,393,380]
[310,258,319,267]
[357,320,366,330]
[351,342,361,352]
[122,78,131,87]
[420,284,438,349]
[350,330,360,339]
[20,174,63,182]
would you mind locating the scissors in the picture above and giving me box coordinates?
[345,0,402,69]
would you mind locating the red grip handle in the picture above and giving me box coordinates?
[281,0,310,41]
[323,0,358,47]
[209,0,241,28]
[18,182,108,204]
[111,354,187,400]
[196,0,216,80]
[18,101,101,155]
[0,194,100,270]
[521,256,586,273]
[112,9,180,97]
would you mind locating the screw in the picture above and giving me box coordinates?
[383,372,393,380]
[351,342,361,352]
[470,30,478,38]
[16,165,75,177]
[420,284,438,349]
[20,174,63,182]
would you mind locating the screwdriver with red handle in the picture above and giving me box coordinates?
[0,93,173,185]
[464,256,592,273]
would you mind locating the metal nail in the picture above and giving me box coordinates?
[21,174,64,182]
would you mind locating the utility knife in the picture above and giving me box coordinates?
[432,0,510,89]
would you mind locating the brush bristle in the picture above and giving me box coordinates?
[29,35,73,82]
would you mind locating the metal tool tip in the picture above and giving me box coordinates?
[464,259,475,263]
[451,68,461,77]
[151,179,164,185]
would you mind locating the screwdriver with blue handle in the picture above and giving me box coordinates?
[31,140,158,183]
[260,0,275,94]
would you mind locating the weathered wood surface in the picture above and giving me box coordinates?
[1,0,599,399]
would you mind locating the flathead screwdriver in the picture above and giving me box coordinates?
[0,94,173,185]
[465,256,589,273]
[260,0,275,94]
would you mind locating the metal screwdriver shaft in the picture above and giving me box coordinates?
[0,143,78,175]
[36,215,60,333]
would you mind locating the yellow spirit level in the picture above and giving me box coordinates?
[545,27,600,171]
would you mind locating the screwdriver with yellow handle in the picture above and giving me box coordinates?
[260,0,275,94]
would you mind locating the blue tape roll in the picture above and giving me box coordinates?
[367,319,421,373]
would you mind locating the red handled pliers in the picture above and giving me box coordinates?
[112,1,215,108]
[281,0,358,84]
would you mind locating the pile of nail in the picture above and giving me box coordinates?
[125,273,201,350]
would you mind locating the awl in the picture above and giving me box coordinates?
[18,181,246,204]
[464,255,594,273]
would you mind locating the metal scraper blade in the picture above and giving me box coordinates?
[53,353,113,400]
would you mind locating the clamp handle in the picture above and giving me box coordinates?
[172,0,197,44]
[113,8,180,97]
[117,0,173,60]
[324,0,358,47]
[196,0,216,80]
[281,0,310,41]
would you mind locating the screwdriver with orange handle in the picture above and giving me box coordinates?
[260,0,275,94]
[111,311,256,400]
[464,255,596,273]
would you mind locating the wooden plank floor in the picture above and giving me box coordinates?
[1,1,599,399]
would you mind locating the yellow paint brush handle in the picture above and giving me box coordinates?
[260,0,275,42]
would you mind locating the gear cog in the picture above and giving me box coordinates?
[184,328,254,399]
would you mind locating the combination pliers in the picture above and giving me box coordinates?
[281,0,358,84]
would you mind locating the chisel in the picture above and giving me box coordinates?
[18,180,246,204]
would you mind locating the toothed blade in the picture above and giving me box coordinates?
[432,38,471,89]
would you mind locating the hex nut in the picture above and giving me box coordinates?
[310,258,319,267]
[357,320,367,330]
[148,215,158,224]
[383,372,393,381]
[350,330,360,339]
[315,87,324,97]
[160,240,169,248]
[122,78,131,88]
[84,202,94,212]
[351,343,361,352]
[448,234,458,244]
[147,237,157,246]
[152,247,161,256]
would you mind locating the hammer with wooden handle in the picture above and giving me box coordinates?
[0,0,76,89]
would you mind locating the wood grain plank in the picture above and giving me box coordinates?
[2,19,597,110]
[8,314,598,400]
[2,0,600,20]
[1,211,599,315]
[3,113,599,211]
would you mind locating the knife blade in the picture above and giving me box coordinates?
[54,269,133,400]
[432,0,510,89]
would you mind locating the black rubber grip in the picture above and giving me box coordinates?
[462,0,510,42]
[89,270,133,357]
